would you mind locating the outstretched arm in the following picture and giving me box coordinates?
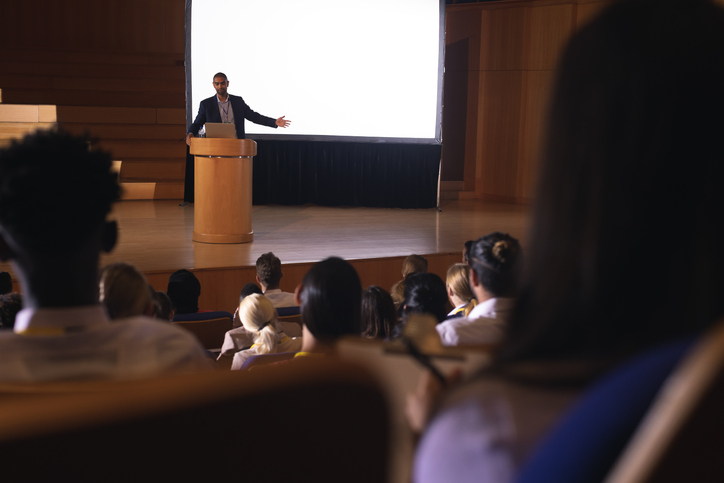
[275,116,291,128]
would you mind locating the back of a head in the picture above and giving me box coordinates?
[300,257,362,340]
[0,272,12,295]
[256,252,283,288]
[0,129,120,256]
[99,263,152,320]
[501,0,724,364]
[167,269,201,315]
[239,294,278,354]
[0,292,22,329]
[446,263,475,302]
[402,255,428,277]
[468,232,522,298]
[153,291,174,321]
[361,285,399,340]
[402,272,449,324]
[239,282,263,302]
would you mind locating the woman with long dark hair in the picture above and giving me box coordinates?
[411,1,724,481]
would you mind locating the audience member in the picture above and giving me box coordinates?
[99,262,154,320]
[462,240,474,264]
[361,285,399,340]
[0,271,12,294]
[393,272,449,339]
[444,263,477,318]
[255,252,296,307]
[240,282,263,300]
[0,129,211,381]
[296,256,362,357]
[230,294,301,370]
[412,1,724,481]
[391,254,429,307]
[436,233,521,346]
[153,291,174,321]
[232,282,263,328]
[167,269,202,315]
[0,293,22,329]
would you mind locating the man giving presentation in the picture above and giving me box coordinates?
[186,72,291,145]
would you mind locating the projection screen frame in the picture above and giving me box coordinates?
[184,0,445,145]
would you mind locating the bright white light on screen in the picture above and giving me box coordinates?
[190,0,442,142]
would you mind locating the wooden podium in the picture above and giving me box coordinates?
[189,138,257,244]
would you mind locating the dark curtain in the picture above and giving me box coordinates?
[252,140,441,208]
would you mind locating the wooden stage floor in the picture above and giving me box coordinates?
[2,199,530,312]
[105,199,530,271]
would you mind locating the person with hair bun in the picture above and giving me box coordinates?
[445,263,477,319]
[436,232,521,347]
[230,294,300,370]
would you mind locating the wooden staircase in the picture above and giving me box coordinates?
[0,49,187,200]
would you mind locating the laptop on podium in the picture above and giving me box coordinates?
[204,122,236,139]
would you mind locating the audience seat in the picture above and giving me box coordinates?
[516,319,724,483]
[172,311,233,350]
[0,359,390,482]
[337,337,491,483]
[240,351,298,370]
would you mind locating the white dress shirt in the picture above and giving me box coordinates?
[262,289,298,308]
[436,297,514,346]
[0,305,212,381]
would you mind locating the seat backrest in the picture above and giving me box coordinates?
[173,316,233,350]
[605,320,724,483]
[241,351,298,370]
[0,359,390,482]
[514,323,721,483]
[276,306,301,317]
[337,337,492,483]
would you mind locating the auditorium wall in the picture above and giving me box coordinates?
[443,0,613,203]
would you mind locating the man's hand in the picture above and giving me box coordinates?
[186,133,194,146]
[276,116,291,128]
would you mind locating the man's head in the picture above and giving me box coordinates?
[212,72,229,99]
[0,129,120,275]
[255,252,283,290]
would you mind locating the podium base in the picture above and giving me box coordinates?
[192,231,254,244]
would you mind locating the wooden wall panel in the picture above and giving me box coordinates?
[480,8,527,71]
[477,71,523,201]
[0,0,185,54]
[517,70,554,201]
[142,253,461,316]
[576,1,615,29]
[447,0,617,204]
[525,4,575,71]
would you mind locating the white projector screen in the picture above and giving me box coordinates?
[186,0,444,144]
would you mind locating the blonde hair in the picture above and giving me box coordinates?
[401,255,428,277]
[99,262,152,320]
[446,263,477,317]
[239,294,278,355]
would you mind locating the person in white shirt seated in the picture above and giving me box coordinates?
[0,129,212,382]
[230,294,301,370]
[445,263,477,319]
[436,232,521,347]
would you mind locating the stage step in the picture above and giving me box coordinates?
[0,104,187,200]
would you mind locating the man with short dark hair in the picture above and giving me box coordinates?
[0,129,211,381]
[255,252,296,308]
[185,72,291,145]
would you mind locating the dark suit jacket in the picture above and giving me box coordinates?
[187,94,277,139]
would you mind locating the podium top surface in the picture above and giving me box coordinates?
[190,138,257,157]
